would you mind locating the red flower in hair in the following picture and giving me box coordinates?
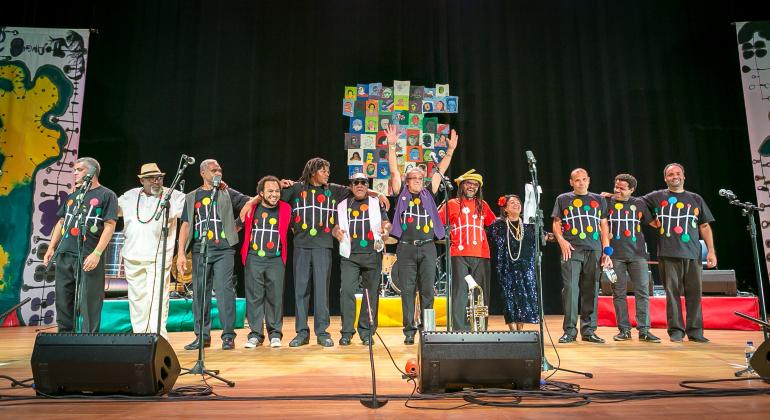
[497,196,507,207]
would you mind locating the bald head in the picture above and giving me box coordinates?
[569,168,590,194]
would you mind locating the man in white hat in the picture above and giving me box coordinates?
[117,163,185,337]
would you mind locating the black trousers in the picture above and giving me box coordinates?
[339,252,381,339]
[192,250,237,340]
[610,258,651,332]
[55,252,105,333]
[395,242,436,337]
[450,256,491,331]
[293,247,332,338]
[244,255,285,341]
[560,249,601,338]
[658,257,704,339]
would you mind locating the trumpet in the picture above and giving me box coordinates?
[465,275,488,332]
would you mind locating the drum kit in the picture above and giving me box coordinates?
[102,231,193,298]
[379,237,448,297]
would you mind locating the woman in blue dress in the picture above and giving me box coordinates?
[489,194,540,331]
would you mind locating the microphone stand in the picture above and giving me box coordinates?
[527,153,592,378]
[179,180,235,387]
[722,193,769,342]
[360,289,387,409]
[153,156,190,336]
[70,176,93,333]
[437,174,454,331]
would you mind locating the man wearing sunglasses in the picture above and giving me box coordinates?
[385,124,458,344]
[117,163,185,338]
[333,173,391,345]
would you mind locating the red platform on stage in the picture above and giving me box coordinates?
[597,295,761,331]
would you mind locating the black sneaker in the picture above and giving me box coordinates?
[317,337,334,347]
[339,336,352,346]
[404,335,415,345]
[184,337,211,350]
[558,334,576,343]
[688,335,710,343]
[639,331,661,343]
[581,334,606,344]
[613,330,632,341]
[289,336,310,347]
[222,337,235,350]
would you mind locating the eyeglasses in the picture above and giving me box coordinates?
[351,179,368,186]
[143,176,164,182]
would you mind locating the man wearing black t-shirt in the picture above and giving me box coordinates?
[240,158,388,348]
[333,173,391,345]
[177,159,251,350]
[606,173,660,343]
[385,124,457,343]
[552,168,611,344]
[642,163,716,343]
[44,157,118,333]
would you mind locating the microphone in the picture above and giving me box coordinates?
[718,189,736,200]
[212,174,222,188]
[182,154,196,165]
[430,153,454,191]
[178,179,186,192]
[525,150,537,165]
[82,165,97,183]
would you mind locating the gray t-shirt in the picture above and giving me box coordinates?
[642,189,714,260]
[551,192,607,251]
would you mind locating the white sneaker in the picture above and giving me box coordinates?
[244,337,261,348]
[270,337,281,348]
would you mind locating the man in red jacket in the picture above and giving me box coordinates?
[240,175,292,348]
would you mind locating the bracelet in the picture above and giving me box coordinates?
[93,249,103,257]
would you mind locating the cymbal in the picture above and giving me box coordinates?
[384,237,399,245]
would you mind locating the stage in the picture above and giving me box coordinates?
[1,316,768,418]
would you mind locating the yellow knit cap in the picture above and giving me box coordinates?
[454,169,483,187]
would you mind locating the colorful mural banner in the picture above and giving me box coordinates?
[0,26,90,326]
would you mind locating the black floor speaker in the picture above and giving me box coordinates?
[418,331,541,393]
[750,337,770,379]
[31,333,180,395]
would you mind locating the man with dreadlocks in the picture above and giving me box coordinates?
[241,158,387,347]
[437,169,496,331]
[385,124,458,344]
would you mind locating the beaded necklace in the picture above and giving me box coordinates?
[136,188,164,224]
[505,217,523,261]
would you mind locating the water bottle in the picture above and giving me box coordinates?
[745,340,755,367]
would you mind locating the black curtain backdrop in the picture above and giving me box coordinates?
[6,1,770,316]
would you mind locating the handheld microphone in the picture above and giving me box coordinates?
[181,154,196,165]
[212,175,222,188]
[718,189,736,200]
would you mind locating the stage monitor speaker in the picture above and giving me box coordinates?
[31,333,180,396]
[701,269,737,296]
[750,338,770,379]
[418,331,541,393]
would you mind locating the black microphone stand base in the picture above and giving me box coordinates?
[180,360,236,387]
[360,398,388,409]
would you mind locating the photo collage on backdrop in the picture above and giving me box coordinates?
[342,80,459,195]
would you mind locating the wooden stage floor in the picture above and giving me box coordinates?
[0,315,768,418]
